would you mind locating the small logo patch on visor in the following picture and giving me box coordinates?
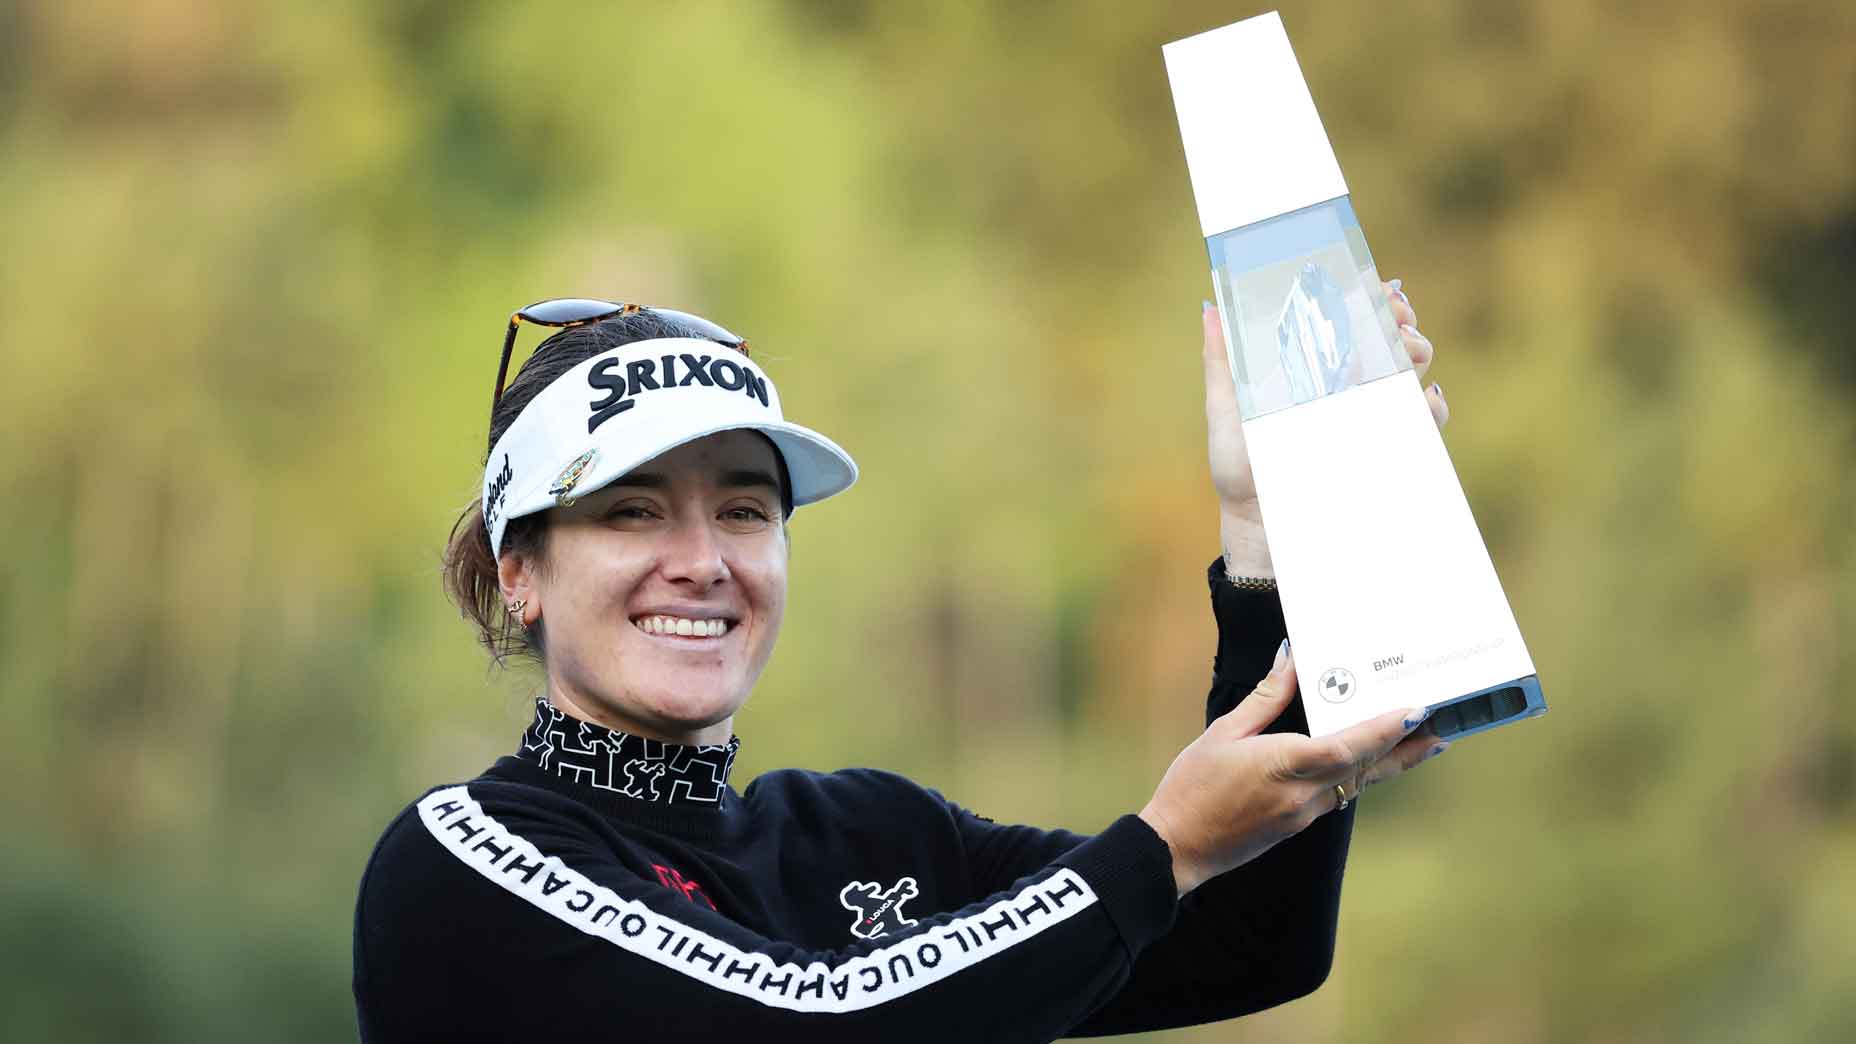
[549,449,598,507]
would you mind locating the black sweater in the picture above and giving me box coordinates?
[352,559,1355,1041]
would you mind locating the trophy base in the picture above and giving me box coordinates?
[1423,676,1546,741]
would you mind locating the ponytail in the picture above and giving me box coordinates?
[441,497,546,665]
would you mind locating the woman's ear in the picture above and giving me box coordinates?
[497,551,538,628]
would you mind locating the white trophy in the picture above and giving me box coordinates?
[1163,12,1546,741]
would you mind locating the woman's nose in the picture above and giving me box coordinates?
[660,516,729,589]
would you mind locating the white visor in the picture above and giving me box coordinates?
[482,337,857,557]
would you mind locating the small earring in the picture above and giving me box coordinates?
[507,598,527,627]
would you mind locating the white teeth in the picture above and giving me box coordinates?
[634,615,730,638]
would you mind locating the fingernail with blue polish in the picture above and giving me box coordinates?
[1428,742,1450,760]
[1275,639,1290,668]
[1402,708,1428,730]
[1389,278,1403,291]
[1202,299,1214,314]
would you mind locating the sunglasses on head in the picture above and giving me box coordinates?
[492,298,751,415]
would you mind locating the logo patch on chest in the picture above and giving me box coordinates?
[838,877,919,940]
[653,864,717,910]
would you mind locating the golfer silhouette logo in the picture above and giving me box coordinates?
[838,877,920,940]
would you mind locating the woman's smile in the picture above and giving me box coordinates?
[631,614,736,639]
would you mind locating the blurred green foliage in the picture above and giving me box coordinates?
[2,1,1852,1040]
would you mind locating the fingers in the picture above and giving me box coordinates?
[1358,729,1449,791]
[1215,639,1298,740]
[1280,705,1427,782]
[1383,279,1449,431]
[1384,278,1416,328]
[1202,300,1238,414]
[1426,381,1449,427]
[1386,279,1431,379]
[1402,323,1434,378]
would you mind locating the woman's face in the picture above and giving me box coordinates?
[507,430,788,746]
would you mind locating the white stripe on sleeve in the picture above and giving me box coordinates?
[417,786,1100,1012]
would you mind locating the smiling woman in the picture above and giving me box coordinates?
[354,288,1450,1043]
[505,432,792,748]
[439,308,815,674]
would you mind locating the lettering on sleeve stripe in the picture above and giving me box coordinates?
[416,786,1099,1012]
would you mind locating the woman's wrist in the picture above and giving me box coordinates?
[1219,501,1274,579]
[1137,803,1205,899]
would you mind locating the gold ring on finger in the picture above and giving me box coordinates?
[1334,783,1350,812]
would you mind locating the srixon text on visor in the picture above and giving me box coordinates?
[587,353,771,434]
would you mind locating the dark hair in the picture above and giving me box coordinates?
[441,309,787,666]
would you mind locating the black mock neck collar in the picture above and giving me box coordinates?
[513,696,741,810]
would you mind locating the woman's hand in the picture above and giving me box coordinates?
[1138,642,1446,897]
[1205,280,1446,574]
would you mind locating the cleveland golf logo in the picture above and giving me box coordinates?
[483,454,514,528]
[1318,667,1356,703]
[839,877,920,940]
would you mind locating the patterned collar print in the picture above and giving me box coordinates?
[515,697,740,808]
